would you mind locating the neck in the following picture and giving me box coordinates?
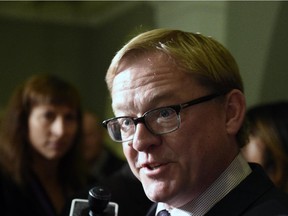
[32,153,59,179]
[31,152,66,215]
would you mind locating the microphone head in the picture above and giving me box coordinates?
[88,186,111,214]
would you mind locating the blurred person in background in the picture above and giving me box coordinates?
[242,101,288,193]
[81,111,125,183]
[0,74,86,216]
[99,163,153,216]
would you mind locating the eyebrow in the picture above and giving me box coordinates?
[112,92,177,116]
[145,92,178,108]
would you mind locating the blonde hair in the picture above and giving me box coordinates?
[106,29,243,94]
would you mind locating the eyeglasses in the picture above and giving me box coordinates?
[102,93,225,142]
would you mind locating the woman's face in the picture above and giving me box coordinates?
[242,135,266,166]
[28,104,78,160]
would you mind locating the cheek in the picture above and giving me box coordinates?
[122,143,135,162]
[122,143,139,174]
[28,120,45,146]
[175,111,227,165]
[28,129,48,158]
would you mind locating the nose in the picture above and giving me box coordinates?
[131,123,161,151]
[51,117,65,137]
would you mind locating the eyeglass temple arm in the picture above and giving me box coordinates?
[180,93,223,109]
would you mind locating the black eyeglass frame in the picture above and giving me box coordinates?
[102,92,226,142]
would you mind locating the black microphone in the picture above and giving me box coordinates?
[69,186,119,216]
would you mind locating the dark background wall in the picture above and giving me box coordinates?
[0,1,287,156]
[0,2,155,119]
[261,2,288,102]
[226,1,288,105]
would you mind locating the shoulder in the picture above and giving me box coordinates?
[0,171,47,216]
[206,163,288,215]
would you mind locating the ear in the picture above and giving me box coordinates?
[225,89,246,136]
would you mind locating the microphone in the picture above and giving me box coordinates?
[69,186,119,216]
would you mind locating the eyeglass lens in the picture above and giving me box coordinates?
[107,107,180,142]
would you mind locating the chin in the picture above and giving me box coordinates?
[44,152,64,160]
[143,179,173,203]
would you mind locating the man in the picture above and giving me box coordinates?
[102,29,288,215]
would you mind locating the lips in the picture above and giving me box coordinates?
[145,163,163,170]
[139,161,170,176]
[139,162,168,171]
[47,141,66,150]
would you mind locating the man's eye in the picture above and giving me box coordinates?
[118,118,134,133]
[159,109,173,118]
[122,118,133,127]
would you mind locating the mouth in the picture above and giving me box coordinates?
[47,141,65,149]
[145,163,163,170]
[139,161,170,177]
[136,155,173,177]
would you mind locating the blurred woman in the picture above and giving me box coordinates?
[0,74,85,216]
[242,101,288,193]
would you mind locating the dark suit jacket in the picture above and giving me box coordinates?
[146,163,288,216]
[0,171,59,216]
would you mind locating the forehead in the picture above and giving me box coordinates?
[111,51,205,113]
[114,52,178,87]
[30,104,76,114]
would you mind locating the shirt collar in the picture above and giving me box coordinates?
[156,153,251,216]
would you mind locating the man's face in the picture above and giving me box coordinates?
[111,51,238,207]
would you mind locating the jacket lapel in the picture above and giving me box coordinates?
[205,164,274,216]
